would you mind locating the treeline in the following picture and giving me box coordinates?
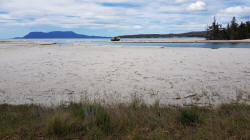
[206,17,250,40]
[118,31,207,38]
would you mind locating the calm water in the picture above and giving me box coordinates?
[9,37,250,49]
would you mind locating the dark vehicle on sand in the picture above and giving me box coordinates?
[111,36,121,41]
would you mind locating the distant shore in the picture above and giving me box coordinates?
[111,39,250,43]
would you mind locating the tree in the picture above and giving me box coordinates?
[238,22,247,39]
[229,17,238,40]
[206,17,250,40]
[206,17,222,40]
[246,21,250,38]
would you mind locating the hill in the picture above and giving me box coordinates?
[16,31,108,39]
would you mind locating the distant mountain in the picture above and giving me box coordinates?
[117,31,207,38]
[15,31,108,39]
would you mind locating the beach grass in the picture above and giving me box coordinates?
[0,41,10,43]
[0,101,250,140]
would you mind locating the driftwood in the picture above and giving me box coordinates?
[40,43,56,45]
[184,94,197,99]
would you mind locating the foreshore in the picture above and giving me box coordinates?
[0,41,250,106]
[110,39,250,43]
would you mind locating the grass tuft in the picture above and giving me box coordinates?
[45,112,83,137]
[85,104,111,134]
[67,103,85,119]
[179,107,202,126]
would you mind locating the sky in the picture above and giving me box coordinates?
[0,0,250,39]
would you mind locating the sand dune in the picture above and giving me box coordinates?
[0,42,250,106]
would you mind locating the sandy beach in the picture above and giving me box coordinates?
[0,41,250,106]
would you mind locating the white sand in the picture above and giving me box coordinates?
[0,42,250,106]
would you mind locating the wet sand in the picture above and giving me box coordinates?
[0,41,250,106]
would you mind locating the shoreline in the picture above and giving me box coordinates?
[110,39,250,43]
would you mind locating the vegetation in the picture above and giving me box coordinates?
[206,17,250,40]
[0,41,10,43]
[0,101,250,140]
[117,31,207,38]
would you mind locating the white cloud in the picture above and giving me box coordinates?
[187,1,207,11]
[224,6,250,14]
[176,0,186,3]
[1,0,249,37]
[133,25,143,29]
[217,6,250,22]
[0,0,205,30]
[219,6,250,16]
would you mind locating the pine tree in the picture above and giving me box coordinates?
[206,17,222,40]
[229,17,238,40]
[246,21,250,38]
[206,17,250,40]
[238,22,247,39]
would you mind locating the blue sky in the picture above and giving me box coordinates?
[0,0,250,39]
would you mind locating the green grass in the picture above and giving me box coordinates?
[0,102,250,140]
